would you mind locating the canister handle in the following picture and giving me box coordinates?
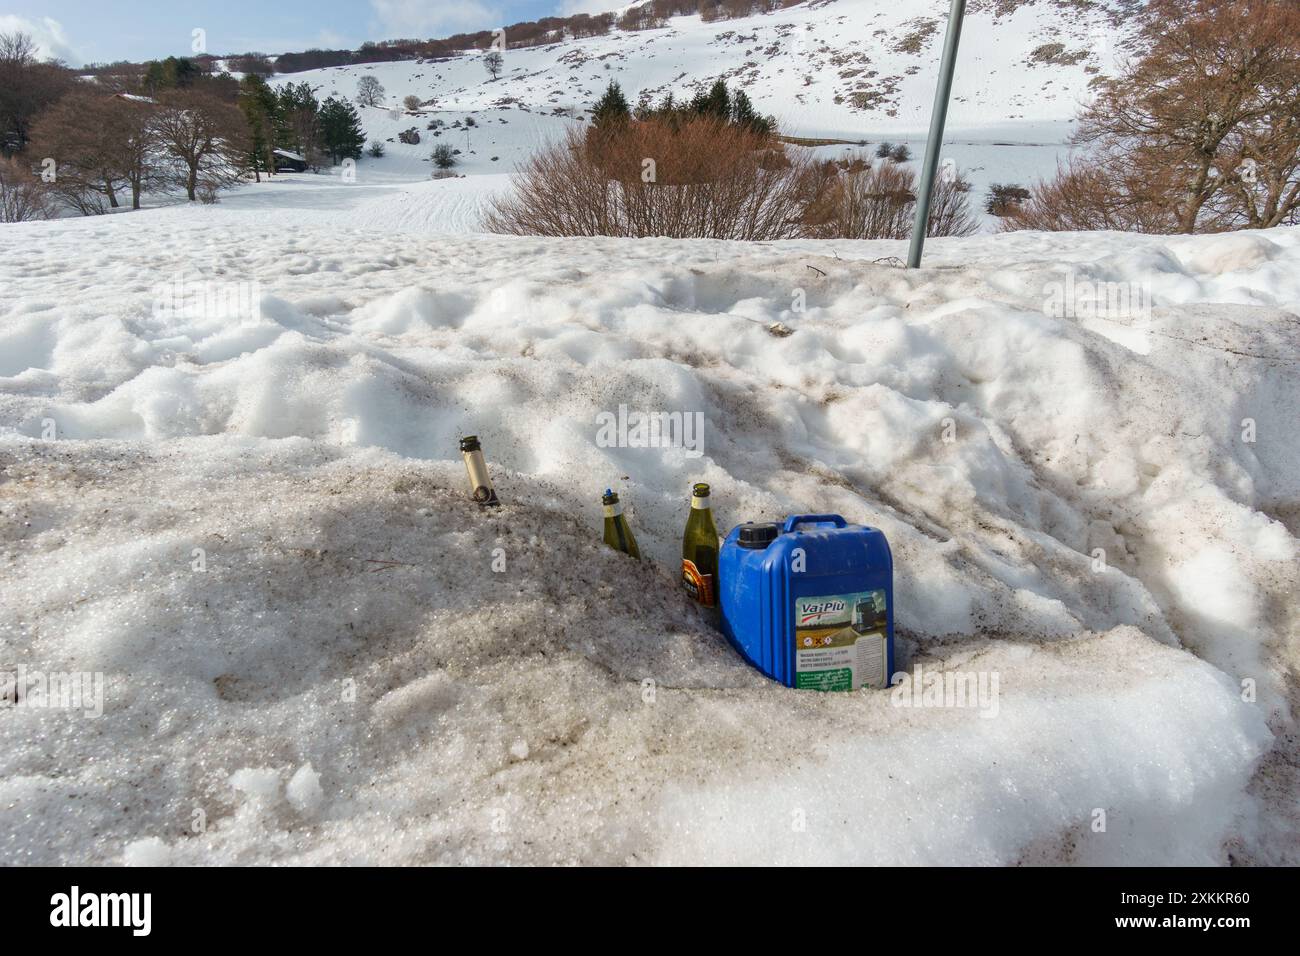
[782,514,847,533]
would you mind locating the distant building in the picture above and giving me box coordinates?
[273,149,308,172]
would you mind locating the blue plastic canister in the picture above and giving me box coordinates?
[719,514,893,691]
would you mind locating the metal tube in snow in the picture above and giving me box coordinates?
[907,0,967,269]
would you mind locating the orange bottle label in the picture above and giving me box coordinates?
[682,559,716,607]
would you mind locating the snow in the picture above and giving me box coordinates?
[0,0,1296,868]
[1,204,1296,865]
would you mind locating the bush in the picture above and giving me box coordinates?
[802,159,979,239]
[985,183,1030,217]
[875,141,893,159]
[0,157,54,222]
[431,143,457,169]
[998,161,1170,232]
[367,141,385,157]
[485,117,820,240]
[403,94,422,111]
[888,143,911,163]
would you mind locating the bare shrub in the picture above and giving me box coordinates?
[802,161,913,239]
[0,155,54,221]
[486,118,819,240]
[927,173,980,238]
[802,160,978,239]
[999,161,1177,233]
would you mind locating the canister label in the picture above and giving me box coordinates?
[793,590,888,691]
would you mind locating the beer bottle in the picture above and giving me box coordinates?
[682,482,719,606]
[459,435,500,507]
[601,489,641,560]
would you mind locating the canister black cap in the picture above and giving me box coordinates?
[459,435,481,452]
[738,522,779,549]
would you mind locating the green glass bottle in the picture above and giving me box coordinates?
[682,482,719,606]
[602,489,641,560]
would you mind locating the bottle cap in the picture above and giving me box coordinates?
[459,435,481,453]
[738,522,778,549]
[602,489,619,505]
[692,482,710,498]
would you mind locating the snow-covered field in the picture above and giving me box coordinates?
[2,194,1297,864]
[1,0,1296,868]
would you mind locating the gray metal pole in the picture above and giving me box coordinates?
[907,0,967,269]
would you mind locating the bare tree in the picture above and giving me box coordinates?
[1022,0,1300,233]
[29,90,133,213]
[0,30,73,155]
[355,75,385,108]
[152,90,249,201]
[484,51,504,81]
[111,96,164,209]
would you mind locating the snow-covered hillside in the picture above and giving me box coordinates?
[1,207,1296,864]
[256,0,1138,229]
[276,0,1133,139]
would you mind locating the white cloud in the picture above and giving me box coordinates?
[368,0,501,38]
[0,15,81,64]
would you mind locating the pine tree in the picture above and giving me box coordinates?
[142,56,202,95]
[275,82,321,163]
[731,89,774,136]
[591,81,631,131]
[693,79,731,120]
[319,96,365,164]
[238,75,278,181]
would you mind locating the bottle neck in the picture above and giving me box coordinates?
[691,495,710,511]
[603,502,622,518]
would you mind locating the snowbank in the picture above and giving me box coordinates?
[0,215,1296,865]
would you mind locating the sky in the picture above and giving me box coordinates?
[0,0,616,66]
